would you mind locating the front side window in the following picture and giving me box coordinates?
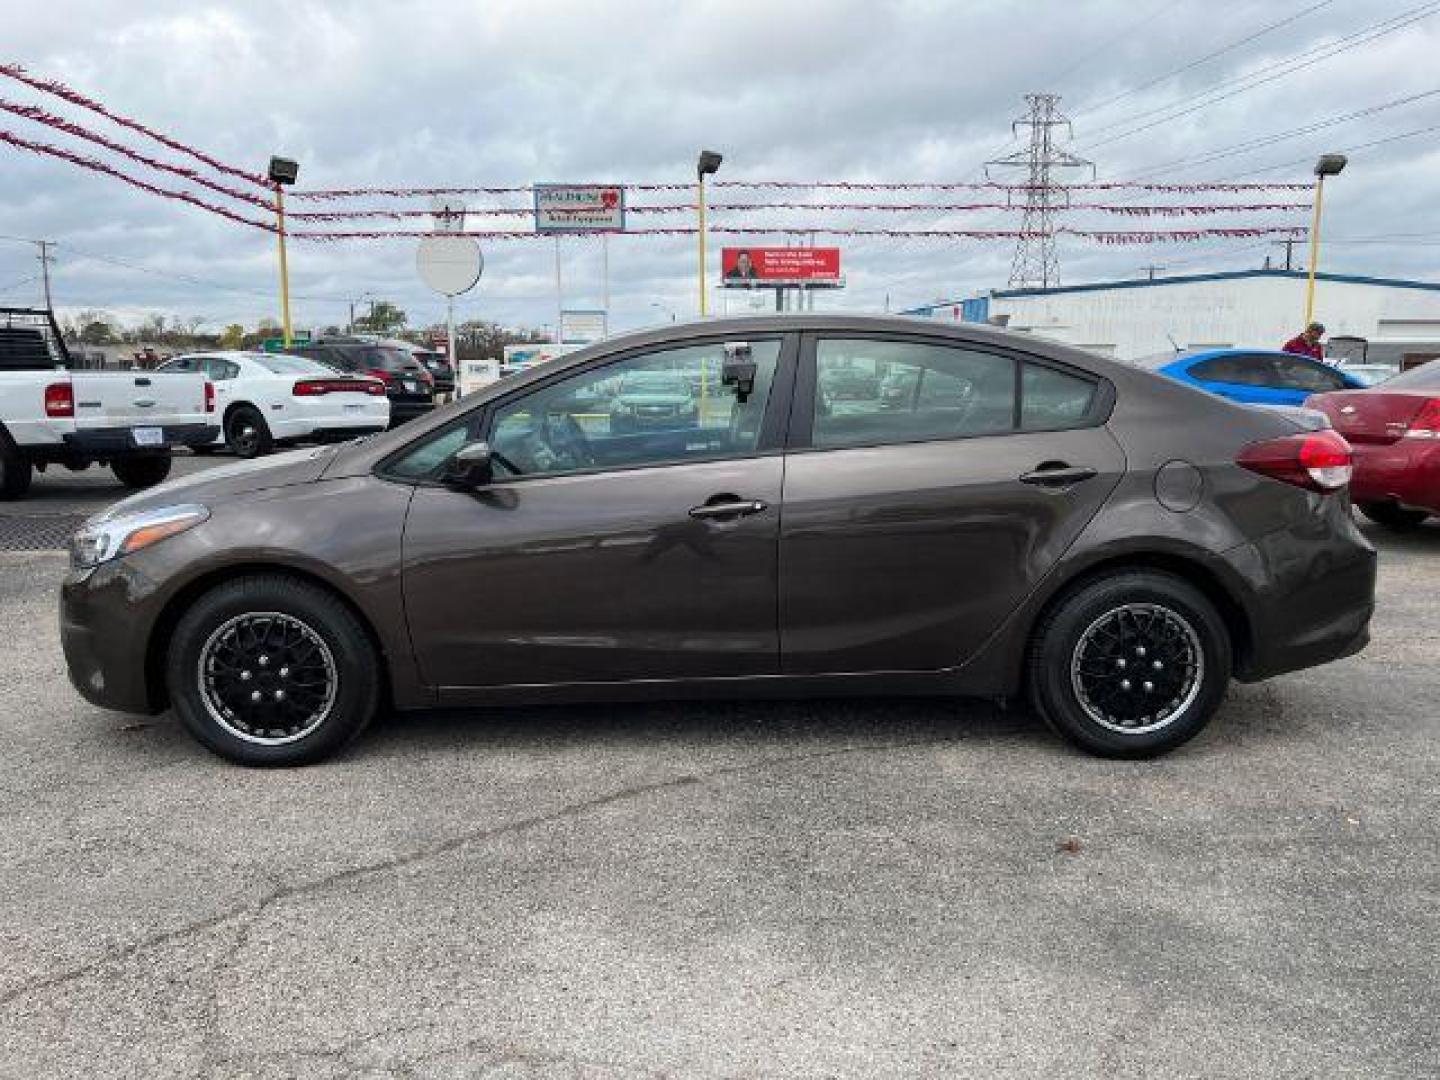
[812,339,1016,449]
[385,339,781,481]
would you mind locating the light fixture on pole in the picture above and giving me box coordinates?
[696,150,723,317]
[267,156,300,347]
[1304,153,1347,326]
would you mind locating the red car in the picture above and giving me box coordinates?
[1307,362,1440,529]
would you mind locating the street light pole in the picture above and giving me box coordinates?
[696,150,723,317]
[1304,153,1347,326]
[268,156,300,347]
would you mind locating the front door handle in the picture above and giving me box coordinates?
[689,497,768,520]
[1019,464,1097,487]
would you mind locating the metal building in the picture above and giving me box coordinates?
[904,269,1440,366]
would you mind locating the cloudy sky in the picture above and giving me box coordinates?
[4,0,1439,336]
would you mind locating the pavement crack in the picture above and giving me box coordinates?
[0,735,952,1010]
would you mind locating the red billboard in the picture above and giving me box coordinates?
[722,246,841,283]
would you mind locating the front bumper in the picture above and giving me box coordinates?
[60,561,159,714]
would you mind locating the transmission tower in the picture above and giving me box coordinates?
[986,94,1094,288]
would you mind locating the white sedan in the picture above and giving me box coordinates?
[158,351,391,457]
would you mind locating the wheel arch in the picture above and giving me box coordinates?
[143,561,391,713]
[1023,550,1254,681]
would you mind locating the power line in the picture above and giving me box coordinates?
[1074,0,1336,118]
[1076,2,1440,153]
[1116,88,1440,182]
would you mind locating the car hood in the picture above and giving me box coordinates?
[93,445,343,521]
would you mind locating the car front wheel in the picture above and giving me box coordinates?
[165,574,379,766]
[1027,570,1232,758]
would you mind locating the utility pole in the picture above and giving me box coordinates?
[36,240,55,311]
[987,94,1094,289]
[1271,238,1299,270]
[1139,264,1166,281]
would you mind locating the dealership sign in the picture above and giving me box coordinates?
[533,184,626,232]
[721,246,841,283]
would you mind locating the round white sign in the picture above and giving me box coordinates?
[417,235,483,296]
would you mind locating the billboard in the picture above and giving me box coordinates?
[534,184,626,232]
[721,246,841,283]
[560,309,608,344]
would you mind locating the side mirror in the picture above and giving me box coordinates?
[443,440,495,488]
[721,344,757,403]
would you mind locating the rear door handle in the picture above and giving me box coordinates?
[689,498,768,520]
[1019,465,1097,487]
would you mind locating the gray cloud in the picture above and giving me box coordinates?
[4,0,1437,333]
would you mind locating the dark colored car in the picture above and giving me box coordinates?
[411,348,454,395]
[288,337,435,424]
[61,315,1375,767]
[1306,359,1440,529]
[607,369,698,432]
[1157,348,1365,408]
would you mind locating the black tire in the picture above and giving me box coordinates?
[166,574,380,766]
[1027,570,1232,758]
[1358,502,1429,531]
[0,432,32,500]
[111,454,173,489]
[225,405,273,458]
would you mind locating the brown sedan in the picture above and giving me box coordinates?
[61,315,1376,765]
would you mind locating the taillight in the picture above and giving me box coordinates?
[204,381,216,413]
[1404,399,1440,438]
[364,368,393,385]
[1236,429,1353,493]
[44,382,74,418]
[293,379,326,397]
[294,378,388,397]
[364,380,386,396]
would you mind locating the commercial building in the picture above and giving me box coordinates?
[904,269,1440,366]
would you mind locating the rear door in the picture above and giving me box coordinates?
[778,333,1125,675]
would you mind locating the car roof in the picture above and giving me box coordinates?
[1177,348,1309,363]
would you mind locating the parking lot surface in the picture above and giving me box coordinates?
[1,460,1436,1078]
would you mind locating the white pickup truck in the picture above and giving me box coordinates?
[0,308,217,500]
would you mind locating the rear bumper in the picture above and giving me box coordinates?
[1225,500,1377,682]
[1348,440,1440,514]
[56,423,216,456]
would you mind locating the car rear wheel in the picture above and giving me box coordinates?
[1358,502,1429,531]
[165,574,379,766]
[225,405,273,458]
[1027,570,1232,758]
[112,454,173,489]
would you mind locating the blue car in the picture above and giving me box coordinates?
[1157,348,1366,407]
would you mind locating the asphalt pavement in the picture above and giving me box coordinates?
[0,457,1436,1078]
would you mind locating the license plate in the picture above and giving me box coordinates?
[131,426,164,447]
[402,380,417,393]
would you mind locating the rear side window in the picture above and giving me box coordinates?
[1270,355,1347,392]
[810,338,1100,449]
[1022,363,1096,429]
[1191,355,1274,386]
[812,339,1016,449]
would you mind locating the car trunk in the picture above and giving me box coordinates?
[1312,390,1437,446]
[71,371,210,435]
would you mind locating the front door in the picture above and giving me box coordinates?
[779,333,1126,675]
[398,335,794,688]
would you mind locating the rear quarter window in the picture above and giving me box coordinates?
[1021,363,1097,429]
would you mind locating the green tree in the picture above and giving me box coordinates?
[354,301,407,335]
[79,318,118,345]
[218,324,245,349]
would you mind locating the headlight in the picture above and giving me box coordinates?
[70,504,210,569]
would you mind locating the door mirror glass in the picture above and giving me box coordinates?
[443,440,495,488]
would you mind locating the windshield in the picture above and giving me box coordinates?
[1381,361,1440,391]
[257,355,335,375]
[622,372,686,394]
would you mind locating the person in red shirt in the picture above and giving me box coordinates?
[1282,322,1326,361]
